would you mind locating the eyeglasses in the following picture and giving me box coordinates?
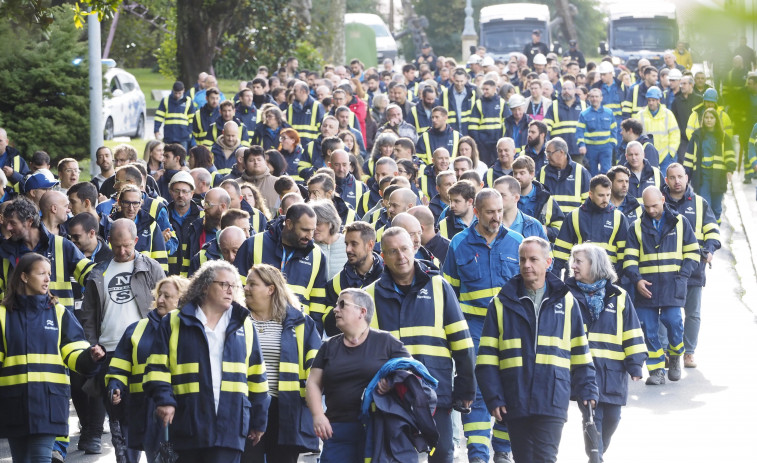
[171,188,192,196]
[545,149,561,156]
[336,299,363,310]
[279,136,292,142]
[202,200,219,208]
[62,168,81,174]
[213,281,240,292]
[119,200,141,209]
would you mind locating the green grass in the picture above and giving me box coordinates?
[128,68,242,110]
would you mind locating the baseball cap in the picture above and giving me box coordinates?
[168,170,196,190]
[532,29,541,35]
[24,172,59,193]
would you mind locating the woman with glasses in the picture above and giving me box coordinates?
[241,264,321,463]
[143,140,165,180]
[99,184,169,271]
[252,106,291,151]
[143,261,270,463]
[305,288,409,462]
[277,128,306,182]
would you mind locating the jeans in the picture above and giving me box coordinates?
[320,421,365,463]
[585,147,614,177]
[8,434,56,463]
[507,415,565,463]
[658,285,702,354]
[697,169,723,221]
[578,402,622,460]
[637,306,684,371]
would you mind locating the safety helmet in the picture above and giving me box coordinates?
[645,86,662,100]
[703,88,718,103]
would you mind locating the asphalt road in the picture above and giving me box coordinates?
[2,187,756,462]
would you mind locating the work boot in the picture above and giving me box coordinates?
[494,451,514,463]
[684,353,697,368]
[82,435,102,454]
[668,355,682,381]
[645,368,666,385]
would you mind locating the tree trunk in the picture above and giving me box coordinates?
[176,0,236,86]
[554,0,578,43]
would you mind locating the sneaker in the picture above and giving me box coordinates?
[684,353,697,368]
[51,450,65,463]
[494,451,514,463]
[668,355,682,381]
[645,368,666,385]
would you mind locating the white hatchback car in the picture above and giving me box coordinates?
[103,68,147,140]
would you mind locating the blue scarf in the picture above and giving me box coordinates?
[576,279,607,323]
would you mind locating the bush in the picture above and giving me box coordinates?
[0,6,89,161]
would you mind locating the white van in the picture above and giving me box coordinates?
[479,3,553,62]
[345,13,398,64]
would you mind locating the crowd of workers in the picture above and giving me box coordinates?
[0,26,756,463]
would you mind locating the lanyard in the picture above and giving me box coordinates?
[281,246,295,271]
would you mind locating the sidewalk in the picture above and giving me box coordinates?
[726,170,757,313]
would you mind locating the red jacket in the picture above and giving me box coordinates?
[349,97,368,143]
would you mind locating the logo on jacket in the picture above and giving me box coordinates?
[686,206,694,213]
[605,302,616,313]
[554,303,564,314]
[417,288,431,300]
[44,319,58,331]
[142,229,150,237]
[604,220,614,229]
[567,175,574,181]
[236,327,245,336]
[305,109,311,115]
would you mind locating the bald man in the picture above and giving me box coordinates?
[409,205,450,264]
[182,187,230,276]
[211,120,243,177]
[624,186,700,386]
[40,190,70,236]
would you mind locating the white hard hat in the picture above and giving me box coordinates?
[508,94,527,109]
[482,56,495,67]
[467,54,482,65]
[533,53,547,65]
[597,61,614,74]
[668,69,683,80]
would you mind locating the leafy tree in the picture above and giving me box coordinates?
[0,6,89,161]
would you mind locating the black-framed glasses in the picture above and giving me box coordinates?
[213,281,239,292]
[119,200,141,209]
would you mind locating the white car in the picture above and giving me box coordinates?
[103,68,147,140]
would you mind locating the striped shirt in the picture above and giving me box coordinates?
[252,319,283,396]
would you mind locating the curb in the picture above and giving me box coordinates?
[729,175,757,275]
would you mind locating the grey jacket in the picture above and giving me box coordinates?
[79,252,166,344]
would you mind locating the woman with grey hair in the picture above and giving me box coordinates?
[311,200,347,280]
[305,288,409,463]
[363,131,398,177]
[565,243,647,462]
[143,260,270,463]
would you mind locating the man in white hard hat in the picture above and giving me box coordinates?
[532,53,547,74]
[592,61,625,141]
[505,94,532,154]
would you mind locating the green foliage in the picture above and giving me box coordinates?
[156,8,178,80]
[293,41,325,72]
[346,0,379,14]
[212,0,310,79]
[101,14,160,68]
[0,6,89,161]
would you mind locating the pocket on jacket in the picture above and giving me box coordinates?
[674,276,687,300]
[299,400,317,440]
[457,254,481,281]
[170,402,195,438]
[552,368,571,408]
[48,384,70,424]
[240,396,251,438]
[602,364,627,397]
[0,389,24,427]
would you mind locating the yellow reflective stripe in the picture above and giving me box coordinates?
[248,363,266,376]
[248,381,268,393]
[492,429,510,440]
[0,372,71,386]
[444,320,468,335]
[535,354,570,368]
[640,265,682,273]
[467,436,490,445]
[220,381,248,393]
[499,357,523,369]
[500,338,521,350]
[459,287,499,301]
[109,357,132,372]
[253,233,264,266]
[476,354,499,366]
[463,422,491,431]
[278,380,301,391]
[173,363,199,374]
[443,273,460,287]
[538,335,569,350]
[450,338,474,351]
[173,382,199,395]
[3,353,64,367]
[571,352,593,365]
[405,344,451,358]
[60,340,89,360]
[460,303,488,317]
[623,327,644,341]
[279,362,299,374]
[222,361,247,373]
[589,348,625,361]
[479,336,498,348]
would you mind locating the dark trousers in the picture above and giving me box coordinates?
[429,407,453,463]
[177,447,242,463]
[579,402,622,460]
[241,397,300,463]
[320,421,365,463]
[507,415,565,463]
[70,370,107,437]
[7,434,56,463]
